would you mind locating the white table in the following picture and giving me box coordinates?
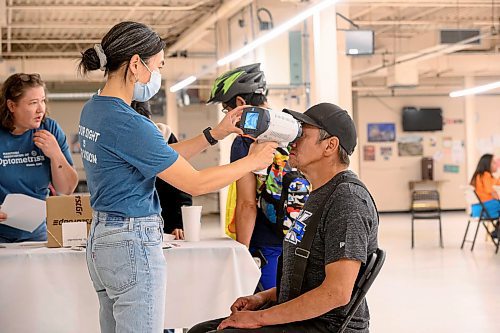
[0,238,260,333]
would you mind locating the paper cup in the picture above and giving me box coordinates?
[181,206,202,241]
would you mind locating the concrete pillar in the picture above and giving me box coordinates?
[464,76,476,182]
[215,19,232,235]
[164,79,178,135]
[309,5,358,173]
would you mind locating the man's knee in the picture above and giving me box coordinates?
[187,318,224,333]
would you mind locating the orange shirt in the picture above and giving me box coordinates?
[474,172,500,202]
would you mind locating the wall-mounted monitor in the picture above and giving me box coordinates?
[402,107,443,132]
[345,30,374,56]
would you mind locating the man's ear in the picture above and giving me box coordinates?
[235,96,246,107]
[324,136,340,157]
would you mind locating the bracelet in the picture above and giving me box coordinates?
[203,127,218,145]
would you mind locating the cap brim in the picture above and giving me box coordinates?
[283,108,321,128]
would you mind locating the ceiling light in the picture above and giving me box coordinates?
[169,0,337,92]
[449,81,500,97]
[169,75,197,93]
[217,0,337,67]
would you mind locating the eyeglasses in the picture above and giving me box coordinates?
[221,103,231,114]
[17,73,41,82]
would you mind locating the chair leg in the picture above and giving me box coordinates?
[461,220,471,249]
[438,216,443,248]
[411,217,415,249]
[471,219,482,251]
[495,220,500,254]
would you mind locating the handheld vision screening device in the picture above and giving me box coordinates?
[239,107,302,146]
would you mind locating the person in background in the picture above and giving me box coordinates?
[188,103,379,333]
[0,73,78,242]
[470,154,500,237]
[78,21,276,333]
[208,63,306,291]
[131,100,193,241]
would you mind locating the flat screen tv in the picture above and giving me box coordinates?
[402,107,443,131]
[345,30,374,55]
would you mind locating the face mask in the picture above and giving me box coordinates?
[133,59,162,102]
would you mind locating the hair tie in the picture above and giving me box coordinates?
[93,44,107,71]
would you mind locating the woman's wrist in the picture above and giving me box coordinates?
[210,127,225,141]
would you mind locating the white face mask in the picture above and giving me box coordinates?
[133,59,162,102]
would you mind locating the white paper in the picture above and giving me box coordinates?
[1,194,46,232]
[62,222,87,247]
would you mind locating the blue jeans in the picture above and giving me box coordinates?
[250,245,282,291]
[0,221,47,243]
[471,199,500,219]
[86,212,166,333]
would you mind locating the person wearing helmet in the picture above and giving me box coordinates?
[209,63,290,291]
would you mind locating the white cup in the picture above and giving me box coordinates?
[181,206,202,242]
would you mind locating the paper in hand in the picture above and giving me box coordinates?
[1,194,46,232]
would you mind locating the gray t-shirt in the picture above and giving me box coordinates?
[278,170,379,332]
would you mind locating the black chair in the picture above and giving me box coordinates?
[410,190,443,248]
[338,248,386,333]
[461,187,499,254]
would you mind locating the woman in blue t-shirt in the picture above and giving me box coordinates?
[0,73,78,242]
[77,21,277,333]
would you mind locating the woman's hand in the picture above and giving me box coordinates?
[171,228,184,240]
[33,130,63,159]
[247,141,278,171]
[210,105,246,140]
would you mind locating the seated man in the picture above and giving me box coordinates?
[188,103,379,333]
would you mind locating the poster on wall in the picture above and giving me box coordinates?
[444,164,460,173]
[367,123,396,142]
[380,146,393,160]
[363,145,376,161]
[398,136,423,156]
[452,140,465,164]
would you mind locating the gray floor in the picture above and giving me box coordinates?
[201,211,500,333]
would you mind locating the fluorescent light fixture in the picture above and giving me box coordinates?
[168,0,337,92]
[169,75,197,93]
[449,81,500,97]
[216,0,337,67]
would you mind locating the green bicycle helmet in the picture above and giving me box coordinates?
[207,63,267,104]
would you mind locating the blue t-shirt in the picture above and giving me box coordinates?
[0,118,73,204]
[230,136,283,247]
[79,94,178,217]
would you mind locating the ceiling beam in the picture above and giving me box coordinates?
[167,0,253,55]
[9,1,213,11]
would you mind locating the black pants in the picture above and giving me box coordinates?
[187,317,335,333]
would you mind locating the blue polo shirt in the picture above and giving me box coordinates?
[0,118,73,203]
[79,94,178,217]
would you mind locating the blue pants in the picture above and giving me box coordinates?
[86,212,167,333]
[0,221,47,243]
[250,245,282,291]
[471,199,500,219]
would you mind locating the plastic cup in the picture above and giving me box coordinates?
[181,206,202,241]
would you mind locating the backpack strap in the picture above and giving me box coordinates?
[287,173,378,300]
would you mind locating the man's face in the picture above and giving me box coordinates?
[288,124,325,171]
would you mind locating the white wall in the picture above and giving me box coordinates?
[358,96,465,211]
[357,93,499,212]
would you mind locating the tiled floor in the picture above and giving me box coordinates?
[200,211,500,333]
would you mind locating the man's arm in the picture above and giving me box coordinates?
[218,259,361,330]
[234,173,257,247]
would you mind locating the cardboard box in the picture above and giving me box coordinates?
[46,195,93,248]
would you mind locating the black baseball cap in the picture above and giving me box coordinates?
[284,103,357,155]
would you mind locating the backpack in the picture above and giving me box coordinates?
[257,149,311,238]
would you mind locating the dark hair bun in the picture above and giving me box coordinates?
[79,48,101,74]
